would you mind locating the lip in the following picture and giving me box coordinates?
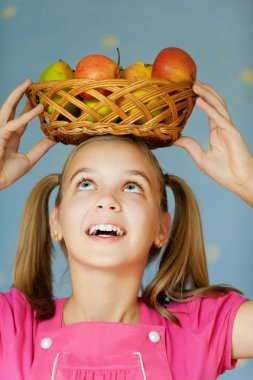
[86,234,126,244]
[85,220,127,236]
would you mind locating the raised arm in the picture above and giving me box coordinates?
[174,81,253,207]
[0,79,57,190]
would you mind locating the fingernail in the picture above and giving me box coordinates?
[24,78,33,85]
[35,103,44,111]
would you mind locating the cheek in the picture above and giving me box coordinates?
[59,199,87,236]
[133,201,160,235]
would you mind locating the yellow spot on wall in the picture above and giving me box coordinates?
[2,6,17,18]
[101,35,119,49]
[241,69,253,84]
[207,244,221,262]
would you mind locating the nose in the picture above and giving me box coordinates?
[95,192,121,212]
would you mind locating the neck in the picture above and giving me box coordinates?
[63,264,143,325]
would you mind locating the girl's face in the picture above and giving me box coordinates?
[51,139,170,271]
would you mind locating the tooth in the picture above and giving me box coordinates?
[88,224,124,236]
[89,226,96,235]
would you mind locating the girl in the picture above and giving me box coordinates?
[0,79,253,379]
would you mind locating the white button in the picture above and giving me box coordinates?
[40,337,53,349]
[149,331,161,343]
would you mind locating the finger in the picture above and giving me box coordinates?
[0,103,44,144]
[0,78,33,126]
[20,98,33,115]
[193,82,231,120]
[173,136,206,168]
[193,82,232,122]
[15,98,35,137]
[194,81,226,106]
[196,97,235,131]
[26,138,57,168]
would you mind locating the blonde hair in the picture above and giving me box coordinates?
[13,135,242,323]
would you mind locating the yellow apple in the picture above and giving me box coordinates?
[118,89,162,124]
[120,62,152,80]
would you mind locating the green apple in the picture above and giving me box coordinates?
[39,59,74,82]
[82,100,113,122]
[39,59,78,117]
[46,94,78,117]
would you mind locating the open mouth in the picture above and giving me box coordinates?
[86,224,126,239]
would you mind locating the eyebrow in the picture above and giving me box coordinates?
[69,167,152,188]
[70,168,96,183]
[125,170,152,188]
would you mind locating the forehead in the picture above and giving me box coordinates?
[64,139,159,184]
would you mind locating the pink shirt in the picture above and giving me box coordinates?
[0,288,246,379]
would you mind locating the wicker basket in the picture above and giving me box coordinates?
[26,78,196,149]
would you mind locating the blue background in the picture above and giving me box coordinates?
[0,0,253,378]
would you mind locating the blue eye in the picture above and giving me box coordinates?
[124,182,143,193]
[76,177,95,190]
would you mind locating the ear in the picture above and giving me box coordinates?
[154,212,171,248]
[49,207,63,243]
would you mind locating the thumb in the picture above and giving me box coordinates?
[173,136,206,167]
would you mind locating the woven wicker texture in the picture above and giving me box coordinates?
[27,78,196,149]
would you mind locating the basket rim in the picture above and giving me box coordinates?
[28,77,195,89]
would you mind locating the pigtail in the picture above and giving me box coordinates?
[161,174,210,291]
[142,174,242,325]
[13,174,60,320]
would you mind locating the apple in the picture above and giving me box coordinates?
[75,54,120,99]
[39,59,74,82]
[81,99,113,122]
[152,47,197,82]
[118,89,162,124]
[39,59,78,117]
[120,62,152,80]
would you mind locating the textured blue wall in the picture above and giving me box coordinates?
[0,0,253,378]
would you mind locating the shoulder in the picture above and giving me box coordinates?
[0,287,35,331]
[140,291,247,328]
[0,287,31,316]
[166,291,248,330]
[0,288,38,377]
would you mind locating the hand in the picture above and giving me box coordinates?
[174,81,253,206]
[0,79,57,190]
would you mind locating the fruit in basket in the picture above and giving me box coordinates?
[152,47,197,82]
[39,59,78,116]
[39,59,74,82]
[81,100,113,122]
[118,89,162,124]
[120,62,152,80]
[75,54,120,100]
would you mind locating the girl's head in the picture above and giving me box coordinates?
[16,134,238,324]
[50,135,171,272]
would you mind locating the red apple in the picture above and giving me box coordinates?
[75,54,120,99]
[152,47,197,82]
